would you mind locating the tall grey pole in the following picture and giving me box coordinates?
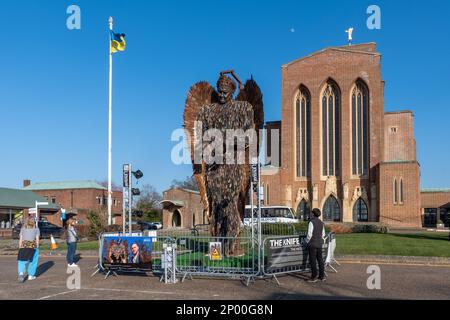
[128,164,133,235]
[122,185,126,235]
[122,163,129,235]
[107,16,114,226]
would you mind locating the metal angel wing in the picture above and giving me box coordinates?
[236,77,264,222]
[183,81,218,218]
[236,77,264,152]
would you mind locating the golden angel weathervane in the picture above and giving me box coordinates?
[346,27,354,46]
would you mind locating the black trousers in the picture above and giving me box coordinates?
[308,245,325,279]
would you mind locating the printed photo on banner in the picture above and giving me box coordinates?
[102,236,153,269]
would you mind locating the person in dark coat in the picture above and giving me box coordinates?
[306,208,326,282]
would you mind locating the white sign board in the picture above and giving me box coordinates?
[326,238,337,264]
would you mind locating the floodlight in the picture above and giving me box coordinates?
[132,170,143,180]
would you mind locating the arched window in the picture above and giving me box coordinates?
[322,80,340,177]
[297,199,311,221]
[399,178,404,204]
[353,198,369,222]
[393,178,398,204]
[192,213,196,228]
[323,196,341,222]
[351,80,369,176]
[296,86,311,178]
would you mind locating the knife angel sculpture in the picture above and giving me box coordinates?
[183,71,264,256]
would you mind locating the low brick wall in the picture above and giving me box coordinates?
[0,229,12,238]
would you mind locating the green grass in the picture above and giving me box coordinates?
[39,241,99,251]
[161,251,256,269]
[2,232,449,258]
[335,233,450,257]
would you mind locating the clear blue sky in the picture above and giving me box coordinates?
[1,0,449,193]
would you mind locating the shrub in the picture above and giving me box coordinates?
[141,209,162,223]
[293,222,310,233]
[324,223,389,234]
[105,225,121,232]
[87,210,108,239]
[351,223,389,234]
[293,222,333,234]
[253,222,388,235]
[260,223,297,235]
[259,222,331,236]
[327,223,353,234]
[75,225,90,239]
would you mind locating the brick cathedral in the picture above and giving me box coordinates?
[261,43,423,228]
[162,42,450,230]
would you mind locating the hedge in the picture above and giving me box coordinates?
[259,222,388,235]
[259,222,331,236]
[327,222,389,234]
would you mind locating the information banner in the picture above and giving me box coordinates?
[266,236,329,272]
[266,237,308,271]
[102,235,153,269]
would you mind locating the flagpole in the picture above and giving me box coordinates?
[108,16,113,226]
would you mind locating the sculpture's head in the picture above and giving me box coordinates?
[217,74,236,104]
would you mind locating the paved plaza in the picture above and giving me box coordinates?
[0,255,449,300]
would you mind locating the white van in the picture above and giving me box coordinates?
[242,205,299,226]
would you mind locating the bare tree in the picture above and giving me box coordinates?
[97,180,121,191]
[170,176,199,191]
[135,184,163,211]
[87,206,109,238]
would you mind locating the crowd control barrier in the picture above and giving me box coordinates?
[94,228,337,285]
[261,233,332,285]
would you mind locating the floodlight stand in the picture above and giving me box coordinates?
[127,164,133,235]
[161,240,178,284]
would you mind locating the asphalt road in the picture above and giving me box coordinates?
[0,255,449,300]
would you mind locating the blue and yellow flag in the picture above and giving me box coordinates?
[110,31,126,54]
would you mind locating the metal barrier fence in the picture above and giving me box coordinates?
[262,233,331,278]
[153,235,258,280]
[96,232,154,279]
[95,227,336,284]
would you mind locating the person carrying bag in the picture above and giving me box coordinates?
[17,218,40,282]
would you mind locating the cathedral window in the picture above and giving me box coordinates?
[296,87,311,178]
[322,80,340,177]
[351,80,369,176]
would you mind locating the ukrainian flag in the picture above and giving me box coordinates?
[110,31,126,54]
